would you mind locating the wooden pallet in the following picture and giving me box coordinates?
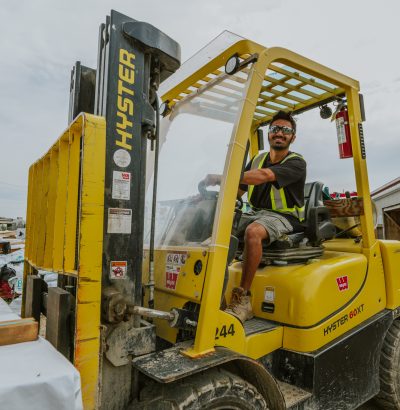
[0,317,38,346]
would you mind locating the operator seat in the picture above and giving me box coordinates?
[234,182,336,264]
[260,181,336,263]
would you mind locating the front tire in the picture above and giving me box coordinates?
[139,368,268,409]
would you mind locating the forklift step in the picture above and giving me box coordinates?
[277,380,312,409]
[243,317,279,336]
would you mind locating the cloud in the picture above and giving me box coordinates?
[1,0,399,217]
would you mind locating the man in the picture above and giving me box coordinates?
[0,264,18,304]
[205,111,306,323]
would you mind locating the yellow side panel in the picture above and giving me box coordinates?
[64,127,81,273]
[244,251,368,327]
[74,115,106,410]
[213,311,246,353]
[150,247,208,345]
[53,138,69,272]
[183,310,284,360]
[44,147,59,269]
[25,166,34,260]
[245,328,283,359]
[32,162,42,264]
[324,238,363,254]
[74,337,101,410]
[33,161,44,265]
[38,156,51,267]
[283,242,386,352]
[380,240,400,309]
[152,247,208,302]
[24,114,105,409]
[213,311,283,359]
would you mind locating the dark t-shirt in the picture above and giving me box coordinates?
[240,151,307,230]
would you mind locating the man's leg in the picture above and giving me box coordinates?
[240,222,269,291]
[225,222,269,323]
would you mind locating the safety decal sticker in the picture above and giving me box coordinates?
[166,251,187,266]
[112,171,131,200]
[113,148,131,168]
[165,252,187,290]
[336,117,346,144]
[107,208,132,234]
[110,261,127,279]
[264,287,275,303]
[166,265,180,290]
[336,275,349,291]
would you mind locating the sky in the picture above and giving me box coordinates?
[0,0,399,218]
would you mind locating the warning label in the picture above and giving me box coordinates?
[264,287,275,303]
[112,171,131,200]
[166,265,180,290]
[110,261,127,279]
[336,117,346,144]
[336,276,349,291]
[107,208,132,234]
[165,252,187,290]
[166,252,187,266]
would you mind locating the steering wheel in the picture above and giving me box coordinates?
[235,195,243,212]
[198,180,219,200]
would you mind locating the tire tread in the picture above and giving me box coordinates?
[375,319,400,409]
[138,368,268,409]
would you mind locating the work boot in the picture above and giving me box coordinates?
[225,287,254,323]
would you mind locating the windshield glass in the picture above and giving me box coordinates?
[145,67,253,248]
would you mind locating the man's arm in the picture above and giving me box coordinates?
[240,168,276,186]
[203,169,276,198]
[205,169,276,187]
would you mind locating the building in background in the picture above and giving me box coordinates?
[371,177,400,240]
[0,217,25,231]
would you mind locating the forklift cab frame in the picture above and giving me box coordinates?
[153,31,374,358]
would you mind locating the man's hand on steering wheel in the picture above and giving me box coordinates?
[203,174,222,187]
[198,174,222,200]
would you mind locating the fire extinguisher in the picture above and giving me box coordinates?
[335,105,353,159]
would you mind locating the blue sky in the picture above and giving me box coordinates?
[1,0,399,217]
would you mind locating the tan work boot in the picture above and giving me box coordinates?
[225,287,254,323]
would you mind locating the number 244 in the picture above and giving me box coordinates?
[215,324,235,339]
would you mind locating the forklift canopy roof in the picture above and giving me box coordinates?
[160,31,357,126]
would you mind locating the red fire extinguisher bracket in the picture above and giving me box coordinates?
[335,107,353,159]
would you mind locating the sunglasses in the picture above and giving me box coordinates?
[269,125,294,135]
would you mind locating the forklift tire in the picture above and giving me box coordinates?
[375,319,400,409]
[139,368,268,409]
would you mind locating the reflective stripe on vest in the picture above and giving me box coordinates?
[247,152,305,222]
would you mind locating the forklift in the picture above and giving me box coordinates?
[22,10,400,410]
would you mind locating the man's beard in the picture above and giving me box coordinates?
[269,136,293,150]
[271,143,287,151]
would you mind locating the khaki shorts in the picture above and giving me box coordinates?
[234,210,294,244]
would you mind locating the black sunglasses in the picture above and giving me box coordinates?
[269,125,294,135]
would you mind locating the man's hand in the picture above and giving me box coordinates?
[203,174,222,186]
[241,168,276,185]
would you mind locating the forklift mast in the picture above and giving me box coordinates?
[72,10,180,306]
[24,10,180,409]
[68,11,181,314]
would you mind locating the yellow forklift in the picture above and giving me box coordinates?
[22,10,400,410]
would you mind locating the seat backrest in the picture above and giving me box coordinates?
[304,181,324,222]
[304,181,335,244]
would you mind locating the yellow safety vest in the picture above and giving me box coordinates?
[247,152,305,222]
